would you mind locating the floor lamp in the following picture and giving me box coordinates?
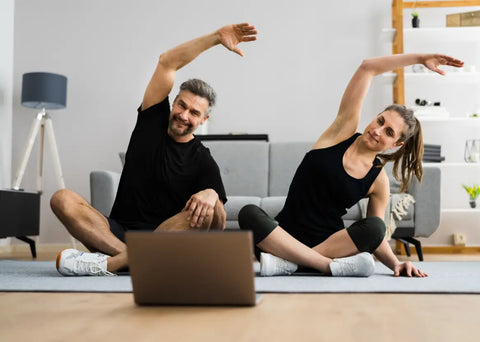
[13,72,76,248]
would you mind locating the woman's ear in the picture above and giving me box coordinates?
[394,141,405,148]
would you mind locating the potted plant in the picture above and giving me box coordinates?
[412,12,420,28]
[462,184,480,208]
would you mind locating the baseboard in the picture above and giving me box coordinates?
[395,242,480,255]
[2,242,478,256]
[0,242,87,254]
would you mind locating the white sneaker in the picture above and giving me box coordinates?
[329,252,375,277]
[56,249,115,276]
[260,252,298,276]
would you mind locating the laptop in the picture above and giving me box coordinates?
[126,230,261,306]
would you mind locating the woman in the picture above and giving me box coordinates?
[239,53,463,277]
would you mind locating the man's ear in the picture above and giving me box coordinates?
[201,115,210,124]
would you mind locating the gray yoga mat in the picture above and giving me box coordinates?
[1,260,479,293]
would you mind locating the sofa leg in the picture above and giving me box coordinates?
[403,237,424,262]
[397,239,411,257]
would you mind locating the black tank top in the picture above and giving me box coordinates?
[275,133,382,246]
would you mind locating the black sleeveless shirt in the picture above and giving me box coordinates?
[275,133,382,246]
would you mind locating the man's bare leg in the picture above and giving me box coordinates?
[51,189,130,273]
[105,202,224,273]
[155,200,224,231]
[50,189,125,256]
[155,210,197,232]
[54,195,223,273]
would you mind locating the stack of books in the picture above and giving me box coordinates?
[423,144,445,163]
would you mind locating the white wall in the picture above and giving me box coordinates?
[12,0,399,243]
[0,0,14,248]
[0,0,14,189]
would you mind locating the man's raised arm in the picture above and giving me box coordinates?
[141,23,257,110]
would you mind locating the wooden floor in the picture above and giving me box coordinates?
[2,249,480,342]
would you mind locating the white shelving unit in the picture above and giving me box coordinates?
[383,27,480,42]
[423,162,480,210]
[418,117,479,122]
[382,71,480,84]
[384,11,480,245]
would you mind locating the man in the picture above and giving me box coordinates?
[51,23,258,276]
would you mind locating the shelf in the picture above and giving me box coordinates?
[442,208,480,213]
[405,27,480,43]
[418,117,480,122]
[423,162,480,167]
[382,72,480,83]
[382,27,480,43]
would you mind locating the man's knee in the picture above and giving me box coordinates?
[210,200,226,230]
[50,189,78,215]
[347,216,386,253]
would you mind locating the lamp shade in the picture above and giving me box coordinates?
[21,72,67,109]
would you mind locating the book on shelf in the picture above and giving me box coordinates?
[424,151,441,155]
[424,154,442,158]
[424,144,441,151]
[423,156,445,163]
[422,143,444,162]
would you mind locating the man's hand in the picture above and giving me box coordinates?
[216,23,258,57]
[394,261,428,278]
[184,189,219,228]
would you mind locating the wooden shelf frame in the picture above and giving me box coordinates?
[391,0,480,104]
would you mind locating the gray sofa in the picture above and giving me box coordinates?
[90,140,440,260]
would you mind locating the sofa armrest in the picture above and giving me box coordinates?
[408,166,441,237]
[89,170,121,216]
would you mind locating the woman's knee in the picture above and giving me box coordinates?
[347,216,386,253]
[364,216,386,239]
[238,204,261,229]
[238,204,278,244]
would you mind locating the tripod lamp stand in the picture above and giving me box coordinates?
[13,72,67,193]
[8,72,76,253]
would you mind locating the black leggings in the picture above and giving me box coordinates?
[238,204,386,258]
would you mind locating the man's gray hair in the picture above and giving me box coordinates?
[179,78,216,114]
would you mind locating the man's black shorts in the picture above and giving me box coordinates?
[106,217,157,242]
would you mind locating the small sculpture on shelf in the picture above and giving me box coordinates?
[464,139,480,163]
[412,12,420,28]
[462,184,480,208]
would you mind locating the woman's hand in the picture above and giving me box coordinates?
[422,54,464,75]
[394,261,428,277]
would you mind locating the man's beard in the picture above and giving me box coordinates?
[168,117,195,137]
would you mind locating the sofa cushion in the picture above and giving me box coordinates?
[224,196,262,220]
[224,196,261,230]
[203,141,269,197]
[269,142,312,196]
[260,196,286,218]
[341,203,362,221]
